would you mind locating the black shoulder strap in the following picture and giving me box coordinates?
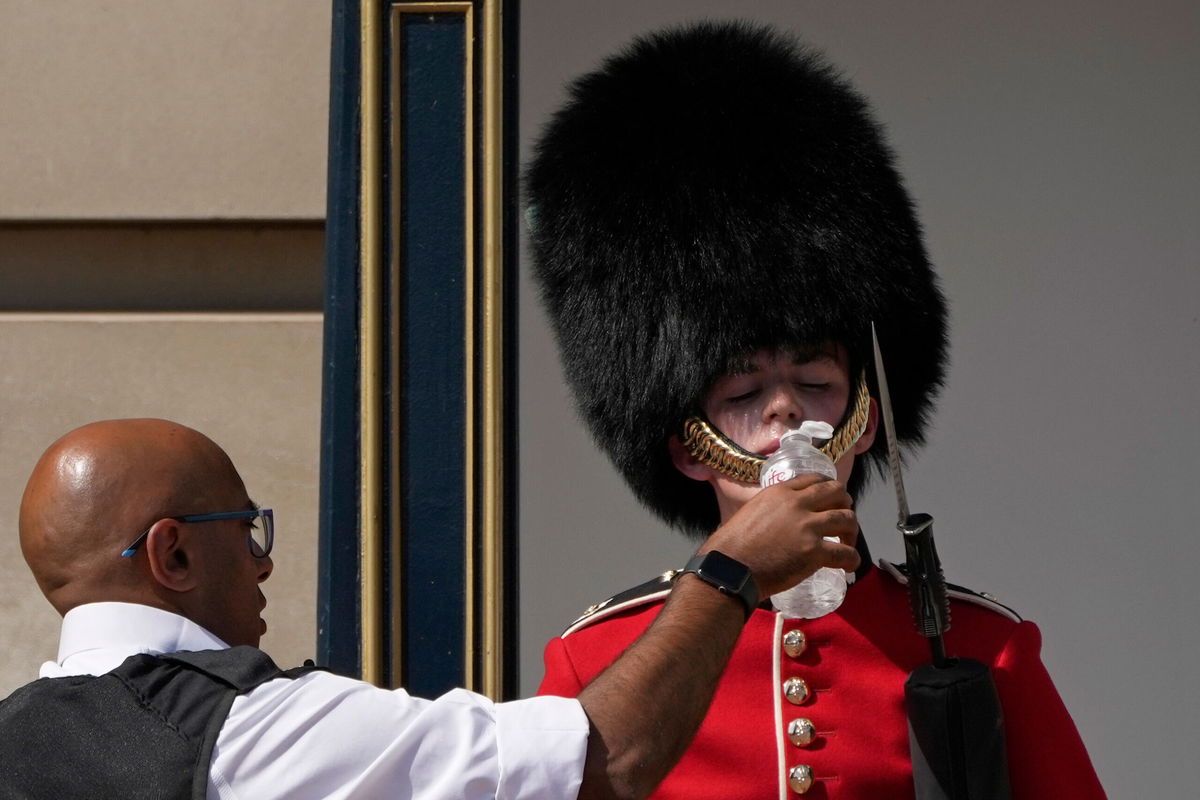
[159,645,318,690]
[142,647,326,799]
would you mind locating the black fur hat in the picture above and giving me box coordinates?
[526,20,948,536]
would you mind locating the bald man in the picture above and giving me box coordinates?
[1,419,860,800]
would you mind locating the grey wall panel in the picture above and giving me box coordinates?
[517,4,1199,798]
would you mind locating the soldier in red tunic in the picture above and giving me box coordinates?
[525,21,1105,799]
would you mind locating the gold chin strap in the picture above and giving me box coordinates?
[681,370,872,484]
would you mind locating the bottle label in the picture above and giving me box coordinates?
[761,465,799,487]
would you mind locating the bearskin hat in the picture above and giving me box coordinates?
[525,20,948,536]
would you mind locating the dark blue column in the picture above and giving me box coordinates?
[318,0,364,679]
[320,0,520,699]
[392,13,468,696]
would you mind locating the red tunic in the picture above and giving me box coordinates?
[538,561,1105,799]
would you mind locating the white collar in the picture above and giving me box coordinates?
[42,602,229,679]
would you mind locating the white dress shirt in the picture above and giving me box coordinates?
[42,603,589,800]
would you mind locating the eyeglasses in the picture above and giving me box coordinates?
[120,509,274,558]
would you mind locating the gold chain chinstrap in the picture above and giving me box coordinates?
[680,371,871,484]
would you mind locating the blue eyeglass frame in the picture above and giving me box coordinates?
[119,509,274,558]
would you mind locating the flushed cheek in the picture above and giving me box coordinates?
[708,406,769,451]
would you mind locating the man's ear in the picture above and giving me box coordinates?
[668,434,712,482]
[145,519,199,592]
[853,397,880,455]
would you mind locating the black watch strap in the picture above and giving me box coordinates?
[680,550,759,620]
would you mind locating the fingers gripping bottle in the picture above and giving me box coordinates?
[759,420,847,619]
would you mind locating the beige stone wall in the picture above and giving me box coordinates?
[0,1,330,219]
[0,315,323,694]
[1,1,329,694]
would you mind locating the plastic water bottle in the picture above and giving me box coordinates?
[759,420,847,618]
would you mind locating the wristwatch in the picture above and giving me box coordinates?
[680,550,759,620]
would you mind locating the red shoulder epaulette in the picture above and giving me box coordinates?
[561,570,676,637]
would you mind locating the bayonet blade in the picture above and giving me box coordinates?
[871,322,910,525]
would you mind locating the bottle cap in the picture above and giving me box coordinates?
[780,420,834,446]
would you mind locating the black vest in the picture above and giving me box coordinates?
[0,646,320,800]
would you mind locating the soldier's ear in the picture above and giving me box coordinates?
[852,398,880,456]
[145,519,199,593]
[668,435,712,482]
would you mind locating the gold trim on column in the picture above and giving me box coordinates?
[479,0,505,701]
[360,0,386,688]
[461,2,479,695]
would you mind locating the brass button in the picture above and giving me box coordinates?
[788,717,816,747]
[782,628,807,658]
[783,677,810,705]
[788,764,814,794]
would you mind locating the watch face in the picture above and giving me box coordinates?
[698,550,749,589]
